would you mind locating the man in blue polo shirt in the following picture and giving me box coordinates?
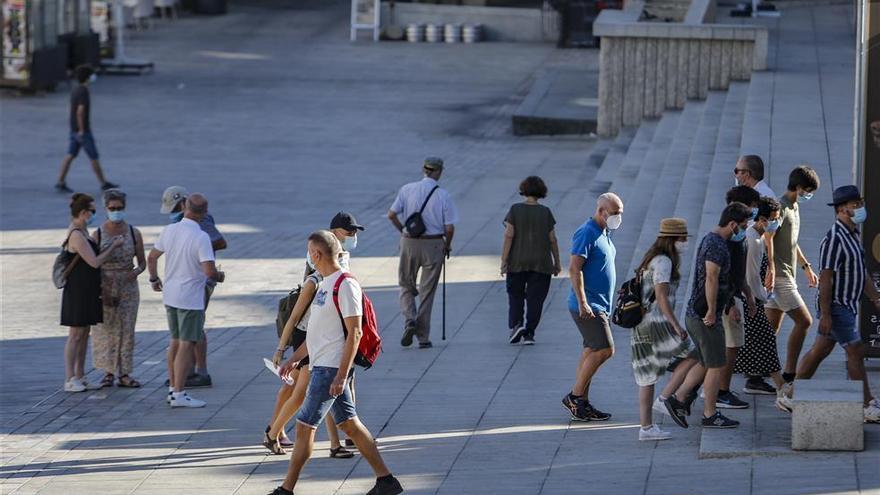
[562,192,623,422]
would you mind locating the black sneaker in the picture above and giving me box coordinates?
[185,373,212,388]
[582,402,612,421]
[164,378,171,387]
[743,377,776,395]
[101,181,119,191]
[400,324,416,347]
[702,411,740,428]
[366,475,403,495]
[716,390,749,409]
[662,395,689,428]
[562,394,589,422]
[509,325,526,344]
[268,486,294,495]
[55,182,73,193]
[418,341,433,349]
[522,335,535,345]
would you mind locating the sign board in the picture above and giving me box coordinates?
[856,0,880,357]
[350,0,379,41]
[2,0,28,80]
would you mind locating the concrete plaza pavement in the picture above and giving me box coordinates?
[1,0,879,494]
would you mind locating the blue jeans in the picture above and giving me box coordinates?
[67,132,99,160]
[296,366,357,428]
[817,304,860,347]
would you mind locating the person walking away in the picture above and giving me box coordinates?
[630,218,704,440]
[764,166,821,384]
[160,186,227,388]
[91,189,146,388]
[148,194,224,408]
[55,65,117,193]
[793,186,880,423]
[501,176,562,345]
[715,186,761,410]
[562,192,623,422]
[61,193,123,392]
[733,196,792,410]
[269,230,403,495]
[388,157,458,349]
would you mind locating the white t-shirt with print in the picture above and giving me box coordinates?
[306,270,362,369]
[154,218,215,310]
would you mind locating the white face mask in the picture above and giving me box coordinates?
[89,73,97,83]
[675,240,689,253]
[606,213,622,230]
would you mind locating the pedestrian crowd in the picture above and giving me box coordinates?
[54,150,880,494]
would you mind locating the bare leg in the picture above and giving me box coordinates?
[661,358,698,398]
[573,348,613,399]
[326,416,342,449]
[702,368,722,417]
[65,327,87,381]
[765,307,784,333]
[795,335,834,380]
[783,306,813,375]
[843,344,874,405]
[173,341,196,392]
[75,327,91,378]
[58,155,74,184]
[269,383,295,430]
[167,338,180,387]
[270,368,308,439]
[639,385,654,427]
[719,347,739,391]
[674,362,706,401]
[89,159,107,184]
[337,418,391,477]
[194,336,207,373]
[281,422,317,491]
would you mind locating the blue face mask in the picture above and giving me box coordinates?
[853,207,867,224]
[169,211,184,223]
[342,234,357,252]
[108,210,125,223]
[306,251,315,271]
[751,207,758,220]
[799,191,814,202]
[86,213,96,226]
[765,218,780,233]
[731,226,746,242]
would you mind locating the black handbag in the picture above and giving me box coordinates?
[612,271,654,328]
[403,185,439,237]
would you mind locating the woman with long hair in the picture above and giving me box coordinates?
[630,218,703,440]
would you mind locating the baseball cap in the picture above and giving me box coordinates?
[160,186,189,214]
[423,157,444,171]
[330,211,365,232]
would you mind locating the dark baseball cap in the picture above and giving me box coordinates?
[330,211,365,232]
[827,185,862,206]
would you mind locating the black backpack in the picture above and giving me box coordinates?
[612,271,654,328]
[276,285,303,340]
[403,185,439,237]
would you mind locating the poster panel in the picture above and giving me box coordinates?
[2,0,28,80]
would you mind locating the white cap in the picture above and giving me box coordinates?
[160,186,189,214]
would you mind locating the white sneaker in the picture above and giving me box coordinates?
[639,424,672,441]
[775,391,793,414]
[170,392,206,408]
[864,399,880,423]
[652,397,668,417]
[64,378,86,393]
[166,391,173,405]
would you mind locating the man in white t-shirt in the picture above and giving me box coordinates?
[273,230,402,495]
[147,194,224,408]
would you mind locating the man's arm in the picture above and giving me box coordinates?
[444,224,455,257]
[201,260,223,283]
[817,269,834,334]
[763,230,776,291]
[387,210,404,233]
[147,248,163,291]
[501,222,514,275]
[212,238,227,252]
[76,105,86,135]
[331,315,361,397]
[796,245,818,287]
[704,261,720,325]
[549,230,562,275]
[569,254,592,318]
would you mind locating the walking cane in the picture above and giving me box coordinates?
[442,253,446,341]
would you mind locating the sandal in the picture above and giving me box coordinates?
[262,432,286,455]
[117,375,141,388]
[330,446,354,459]
[99,374,115,388]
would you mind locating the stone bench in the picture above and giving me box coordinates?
[792,379,864,451]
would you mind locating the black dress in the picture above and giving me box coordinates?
[734,253,781,376]
[60,234,103,327]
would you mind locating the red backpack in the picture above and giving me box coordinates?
[332,273,382,369]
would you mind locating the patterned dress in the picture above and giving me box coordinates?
[630,255,695,387]
[734,253,781,376]
[92,225,140,375]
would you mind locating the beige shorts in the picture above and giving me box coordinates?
[764,276,806,313]
[722,298,745,348]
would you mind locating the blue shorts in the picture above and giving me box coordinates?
[295,366,357,429]
[817,304,860,347]
[67,132,99,160]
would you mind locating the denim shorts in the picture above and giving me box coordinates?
[295,366,357,429]
[817,304,860,347]
[67,132,100,160]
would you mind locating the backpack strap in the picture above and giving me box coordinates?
[332,272,353,338]
[419,186,439,215]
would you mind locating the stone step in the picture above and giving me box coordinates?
[738,71,773,171]
[676,81,749,306]
[589,125,640,197]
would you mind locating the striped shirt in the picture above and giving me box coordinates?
[817,219,866,313]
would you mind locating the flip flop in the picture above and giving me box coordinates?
[99,374,115,388]
[330,446,354,459]
[117,375,141,388]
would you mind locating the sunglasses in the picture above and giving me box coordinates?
[733,168,749,175]
[107,206,125,212]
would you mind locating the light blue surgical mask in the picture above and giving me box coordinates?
[751,207,758,220]
[169,211,184,223]
[108,210,125,223]
[89,73,97,83]
[799,191,813,202]
[731,226,746,242]
[766,218,780,233]
[342,234,357,252]
[853,207,867,224]
[306,251,315,271]
[86,213,96,226]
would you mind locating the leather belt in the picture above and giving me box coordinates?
[403,234,445,239]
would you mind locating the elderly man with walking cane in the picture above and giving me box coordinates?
[388,157,459,349]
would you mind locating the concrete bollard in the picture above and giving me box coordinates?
[792,380,864,451]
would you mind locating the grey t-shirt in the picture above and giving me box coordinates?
[772,195,800,280]
[504,202,556,274]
